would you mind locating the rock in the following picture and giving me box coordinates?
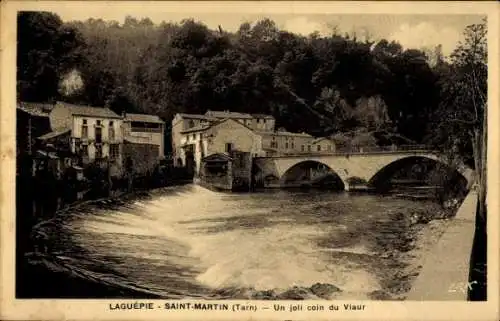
[310,283,342,299]
[215,287,254,299]
[277,286,313,300]
[253,289,278,300]
[369,290,392,300]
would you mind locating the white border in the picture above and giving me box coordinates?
[1,2,499,320]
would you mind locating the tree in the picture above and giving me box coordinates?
[17,11,84,102]
[429,19,487,219]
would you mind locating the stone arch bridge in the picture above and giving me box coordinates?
[253,147,474,191]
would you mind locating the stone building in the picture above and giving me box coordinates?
[310,137,337,153]
[258,129,314,157]
[48,101,124,176]
[16,102,53,157]
[180,118,262,176]
[122,113,165,176]
[171,113,214,167]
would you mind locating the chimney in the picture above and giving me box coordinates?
[122,111,126,119]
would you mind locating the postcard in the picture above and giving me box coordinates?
[1,1,498,320]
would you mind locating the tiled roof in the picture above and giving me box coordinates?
[202,153,233,162]
[181,117,257,134]
[256,130,313,138]
[37,129,71,140]
[205,110,254,119]
[56,101,121,119]
[124,113,164,124]
[17,102,54,117]
[311,137,334,144]
[35,150,59,159]
[176,113,215,120]
[251,113,275,119]
[181,123,212,134]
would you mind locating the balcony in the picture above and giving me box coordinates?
[131,127,162,133]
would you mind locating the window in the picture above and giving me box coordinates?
[285,142,289,149]
[199,140,205,158]
[95,127,102,143]
[95,145,103,159]
[301,145,305,152]
[291,142,295,149]
[96,120,102,126]
[225,143,233,153]
[81,120,88,138]
[270,136,278,148]
[307,145,311,152]
[109,122,115,141]
[188,120,195,128]
[81,144,88,157]
[317,145,321,151]
[110,144,120,159]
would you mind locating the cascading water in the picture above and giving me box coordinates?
[40,184,445,299]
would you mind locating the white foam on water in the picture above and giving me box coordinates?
[70,185,382,296]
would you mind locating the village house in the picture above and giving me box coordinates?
[205,110,276,132]
[16,102,54,157]
[171,111,277,167]
[310,137,337,153]
[258,129,315,157]
[122,112,165,175]
[172,110,339,174]
[48,101,124,176]
[35,129,77,177]
[179,118,262,176]
[171,113,215,167]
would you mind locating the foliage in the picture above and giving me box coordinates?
[17,11,84,102]
[18,13,486,168]
[426,19,487,167]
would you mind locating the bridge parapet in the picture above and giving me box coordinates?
[255,145,437,159]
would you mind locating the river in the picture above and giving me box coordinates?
[32,184,451,300]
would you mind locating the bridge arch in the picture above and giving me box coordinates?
[253,150,474,192]
[280,160,346,190]
[367,155,472,193]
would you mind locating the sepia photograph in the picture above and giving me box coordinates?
[1,1,499,320]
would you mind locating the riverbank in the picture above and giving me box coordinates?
[370,216,452,300]
[405,191,479,300]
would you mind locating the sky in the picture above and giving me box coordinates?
[18,3,487,56]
